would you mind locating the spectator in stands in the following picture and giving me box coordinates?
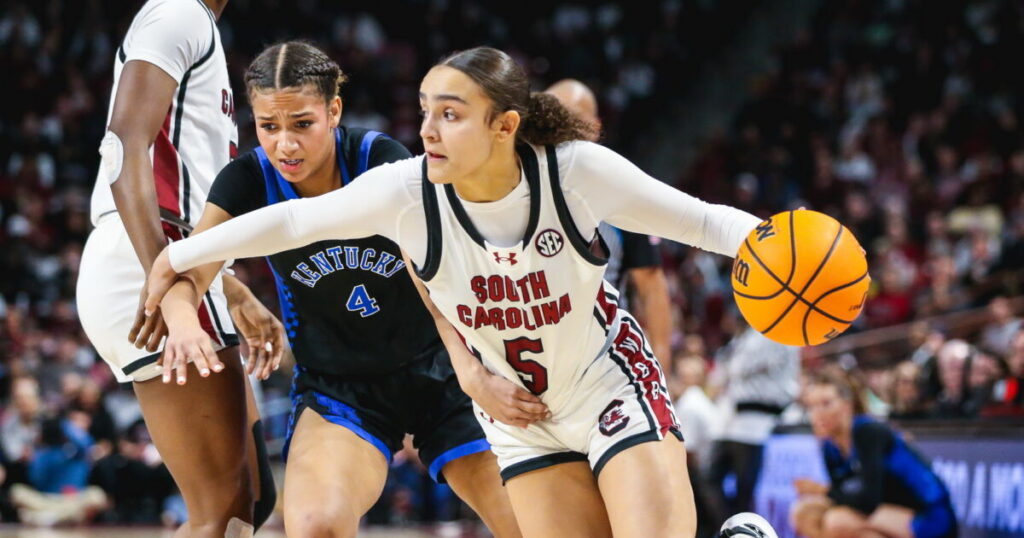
[1,378,42,485]
[980,297,1021,357]
[791,367,956,538]
[888,362,929,421]
[986,330,1024,416]
[9,415,107,526]
[932,339,993,418]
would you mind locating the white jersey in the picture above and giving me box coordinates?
[415,145,623,411]
[90,0,237,227]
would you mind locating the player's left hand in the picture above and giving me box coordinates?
[129,285,167,352]
[228,293,286,380]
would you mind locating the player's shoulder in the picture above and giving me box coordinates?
[218,150,262,180]
[341,126,412,168]
[852,416,893,443]
[133,0,213,29]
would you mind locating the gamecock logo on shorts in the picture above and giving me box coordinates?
[535,229,564,257]
[599,399,629,436]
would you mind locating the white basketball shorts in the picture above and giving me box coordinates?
[77,213,237,383]
[476,311,681,482]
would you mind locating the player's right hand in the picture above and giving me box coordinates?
[467,372,551,429]
[160,319,222,385]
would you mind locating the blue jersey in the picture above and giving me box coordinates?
[207,127,442,377]
[824,416,956,537]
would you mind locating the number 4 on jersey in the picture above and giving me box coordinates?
[346,284,380,317]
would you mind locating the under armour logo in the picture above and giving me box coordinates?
[493,252,518,265]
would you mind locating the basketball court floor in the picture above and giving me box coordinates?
[0,525,482,537]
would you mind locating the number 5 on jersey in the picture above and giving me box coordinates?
[504,337,548,395]
[346,284,380,317]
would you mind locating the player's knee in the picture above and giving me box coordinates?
[822,507,864,538]
[285,503,359,538]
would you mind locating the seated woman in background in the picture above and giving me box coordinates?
[790,367,957,538]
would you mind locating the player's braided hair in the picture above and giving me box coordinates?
[245,41,347,104]
[440,47,597,146]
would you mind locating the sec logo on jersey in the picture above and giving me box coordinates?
[535,229,564,257]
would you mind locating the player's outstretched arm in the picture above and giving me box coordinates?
[571,142,761,256]
[400,252,550,428]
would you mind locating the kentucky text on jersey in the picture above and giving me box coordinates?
[290,246,406,288]
[457,270,573,331]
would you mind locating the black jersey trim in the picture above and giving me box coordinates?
[519,144,543,248]
[170,8,217,222]
[203,290,233,346]
[592,428,683,478]
[443,184,486,248]
[117,43,126,63]
[122,352,161,376]
[415,157,443,281]
[499,452,588,483]
[545,145,607,266]
[440,144,543,251]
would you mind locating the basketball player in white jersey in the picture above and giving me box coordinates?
[75,1,276,535]
[544,79,673,369]
[142,47,763,537]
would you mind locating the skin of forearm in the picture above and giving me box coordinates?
[110,140,167,273]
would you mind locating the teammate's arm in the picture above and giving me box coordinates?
[105,62,181,352]
[400,252,549,428]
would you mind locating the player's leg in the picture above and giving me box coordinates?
[408,348,522,537]
[242,376,276,529]
[597,435,697,538]
[790,495,832,538]
[821,506,880,538]
[441,450,521,537]
[282,408,389,538]
[504,461,613,538]
[867,504,916,538]
[134,350,254,538]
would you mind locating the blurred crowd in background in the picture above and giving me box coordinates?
[0,0,1021,530]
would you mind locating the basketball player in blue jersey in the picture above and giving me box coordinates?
[144,47,769,537]
[791,368,955,538]
[76,0,275,535]
[141,42,522,537]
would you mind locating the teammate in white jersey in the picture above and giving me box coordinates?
[75,0,276,535]
[143,47,761,537]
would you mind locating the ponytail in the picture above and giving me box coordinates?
[518,92,598,146]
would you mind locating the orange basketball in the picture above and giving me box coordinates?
[730,210,870,346]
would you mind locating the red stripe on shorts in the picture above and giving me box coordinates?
[612,320,676,435]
